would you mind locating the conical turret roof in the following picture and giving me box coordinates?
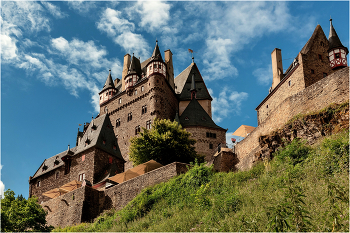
[150,40,163,62]
[100,70,115,93]
[127,55,142,76]
[328,18,348,54]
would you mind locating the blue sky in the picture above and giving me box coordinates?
[1,1,349,198]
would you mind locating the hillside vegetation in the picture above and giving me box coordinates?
[54,129,349,232]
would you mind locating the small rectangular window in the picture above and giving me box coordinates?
[323,73,327,78]
[209,143,213,149]
[318,54,322,60]
[109,157,113,164]
[119,98,122,104]
[56,172,59,179]
[82,154,85,162]
[37,181,41,187]
[141,86,144,92]
[311,69,315,74]
[288,80,291,86]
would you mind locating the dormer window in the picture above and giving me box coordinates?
[113,145,117,150]
[185,117,189,121]
[103,140,106,145]
[109,157,113,164]
[42,165,48,171]
[54,160,59,166]
[85,138,91,146]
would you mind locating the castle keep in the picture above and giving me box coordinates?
[28,19,348,228]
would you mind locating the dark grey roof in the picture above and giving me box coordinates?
[174,63,212,101]
[127,55,142,76]
[150,41,163,62]
[328,19,348,54]
[75,114,123,160]
[174,112,180,125]
[179,98,225,130]
[32,114,124,179]
[100,71,116,94]
[32,146,78,179]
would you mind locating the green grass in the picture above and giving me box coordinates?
[54,130,349,232]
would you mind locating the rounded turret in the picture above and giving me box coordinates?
[146,40,166,79]
[99,70,117,105]
[328,18,348,70]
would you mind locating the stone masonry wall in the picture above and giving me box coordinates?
[235,67,349,171]
[30,148,96,203]
[104,162,188,211]
[102,75,178,170]
[93,148,125,183]
[42,186,101,228]
[184,126,226,162]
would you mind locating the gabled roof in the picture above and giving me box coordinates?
[32,114,124,179]
[300,24,327,55]
[328,19,348,54]
[174,63,212,101]
[75,114,123,160]
[179,98,225,130]
[32,147,78,179]
[232,125,255,137]
[100,70,115,94]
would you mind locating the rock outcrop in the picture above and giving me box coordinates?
[254,103,349,163]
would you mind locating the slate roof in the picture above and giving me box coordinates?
[179,98,225,130]
[32,114,124,179]
[150,41,163,62]
[328,19,348,54]
[174,63,212,101]
[100,71,116,94]
[127,55,142,76]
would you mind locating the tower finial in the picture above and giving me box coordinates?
[156,39,158,44]
[192,56,194,63]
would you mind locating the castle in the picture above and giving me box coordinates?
[28,19,348,228]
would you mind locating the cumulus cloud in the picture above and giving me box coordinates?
[1,34,18,60]
[253,64,272,86]
[41,2,68,19]
[209,87,248,123]
[0,180,4,199]
[97,8,149,59]
[130,1,171,32]
[199,2,292,81]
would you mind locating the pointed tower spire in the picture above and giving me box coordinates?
[99,70,117,106]
[328,18,348,70]
[151,39,163,62]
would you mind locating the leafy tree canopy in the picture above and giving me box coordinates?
[129,118,203,166]
[1,189,54,232]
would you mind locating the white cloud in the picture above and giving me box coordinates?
[51,37,109,69]
[41,2,68,19]
[1,34,18,60]
[209,87,248,123]
[0,180,4,199]
[97,8,149,59]
[1,1,51,33]
[253,64,272,86]
[199,2,292,81]
[66,1,97,14]
[130,1,171,32]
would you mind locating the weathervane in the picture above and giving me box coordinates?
[188,49,196,63]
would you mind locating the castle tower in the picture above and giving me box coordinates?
[124,54,142,93]
[271,48,284,90]
[99,70,117,106]
[328,18,348,70]
[145,40,167,80]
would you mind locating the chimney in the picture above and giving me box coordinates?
[164,49,175,90]
[271,48,283,90]
[114,78,120,87]
[122,54,131,91]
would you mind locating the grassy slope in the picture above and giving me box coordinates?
[54,130,349,232]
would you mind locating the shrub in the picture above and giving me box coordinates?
[274,138,310,165]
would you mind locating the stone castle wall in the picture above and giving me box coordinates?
[102,75,178,170]
[41,162,188,228]
[235,67,349,171]
[104,162,188,211]
[184,126,226,161]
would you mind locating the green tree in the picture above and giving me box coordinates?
[129,118,202,166]
[1,189,54,232]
